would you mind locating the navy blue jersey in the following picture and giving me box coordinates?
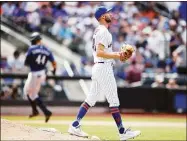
[25,45,55,72]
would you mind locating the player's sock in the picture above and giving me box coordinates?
[35,97,51,115]
[72,102,90,127]
[27,95,38,114]
[110,107,125,134]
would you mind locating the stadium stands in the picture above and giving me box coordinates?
[1,2,186,102]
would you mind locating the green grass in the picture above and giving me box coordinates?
[1,115,186,140]
[2,115,186,122]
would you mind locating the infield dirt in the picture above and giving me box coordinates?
[1,119,89,140]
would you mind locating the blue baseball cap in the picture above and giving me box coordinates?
[94,6,112,20]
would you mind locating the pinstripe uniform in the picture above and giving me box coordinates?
[85,25,120,107]
[69,7,141,140]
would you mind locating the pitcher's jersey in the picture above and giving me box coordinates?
[92,25,114,63]
[25,45,54,72]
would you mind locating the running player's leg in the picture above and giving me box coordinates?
[24,73,39,117]
[27,95,39,117]
[33,75,52,122]
[26,73,52,122]
[34,96,52,122]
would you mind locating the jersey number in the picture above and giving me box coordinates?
[36,55,46,65]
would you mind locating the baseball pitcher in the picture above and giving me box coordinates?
[68,6,141,140]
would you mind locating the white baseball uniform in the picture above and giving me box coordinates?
[85,25,120,107]
[24,70,46,100]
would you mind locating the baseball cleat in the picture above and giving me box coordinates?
[68,124,88,138]
[45,111,52,123]
[29,111,39,118]
[119,128,141,141]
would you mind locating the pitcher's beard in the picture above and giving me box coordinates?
[105,16,112,23]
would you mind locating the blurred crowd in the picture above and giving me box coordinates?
[1,2,187,88]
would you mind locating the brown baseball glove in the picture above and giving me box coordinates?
[119,44,135,62]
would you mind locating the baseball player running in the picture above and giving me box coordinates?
[68,6,141,140]
[24,32,56,123]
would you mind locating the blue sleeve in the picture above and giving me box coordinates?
[24,48,32,65]
[26,48,32,57]
[49,51,55,62]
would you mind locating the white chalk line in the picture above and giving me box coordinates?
[15,120,186,128]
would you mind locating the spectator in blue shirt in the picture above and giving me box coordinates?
[12,2,27,25]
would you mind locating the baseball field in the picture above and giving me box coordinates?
[1,114,186,140]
